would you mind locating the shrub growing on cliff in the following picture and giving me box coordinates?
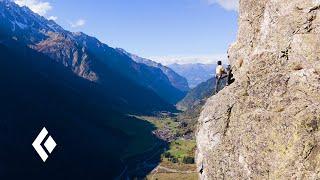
[169,157,179,163]
[163,152,172,158]
[182,156,195,164]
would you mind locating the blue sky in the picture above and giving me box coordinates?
[15,0,238,64]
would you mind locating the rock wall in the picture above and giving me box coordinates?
[196,0,320,179]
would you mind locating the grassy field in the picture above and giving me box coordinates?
[166,139,196,162]
[146,143,198,180]
[147,172,198,180]
[137,115,198,179]
[138,115,180,134]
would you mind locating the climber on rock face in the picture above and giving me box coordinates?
[215,61,227,93]
[214,61,235,93]
[216,61,225,78]
[199,162,204,174]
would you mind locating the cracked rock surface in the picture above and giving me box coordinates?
[196,0,320,179]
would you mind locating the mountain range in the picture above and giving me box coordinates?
[168,63,216,88]
[177,77,216,111]
[0,0,188,178]
[116,48,189,92]
[0,0,186,107]
[115,48,189,103]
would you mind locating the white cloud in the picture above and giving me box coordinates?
[14,0,52,16]
[70,19,86,28]
[149,54,228,65]
[48,16,58,21]
[207,0,239,11]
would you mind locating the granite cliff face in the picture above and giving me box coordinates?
[196,0,320,179]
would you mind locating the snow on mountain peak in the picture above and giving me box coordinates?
[0,0,64,37]
[14,0,52,16]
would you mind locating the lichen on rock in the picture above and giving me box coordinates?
[196,0,320,179]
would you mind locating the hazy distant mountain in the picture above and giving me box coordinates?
[0,0,183,106]
[168,63,216,88]
[116,48,190,92]
[115,48,188,103]
[177,77,216,111]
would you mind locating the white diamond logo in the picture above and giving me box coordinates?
[32,127,57,162]
[44,136,56,153]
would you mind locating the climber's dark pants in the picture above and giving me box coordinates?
[215,74,227,93]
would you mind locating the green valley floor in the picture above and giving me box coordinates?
[132,114,198,180]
